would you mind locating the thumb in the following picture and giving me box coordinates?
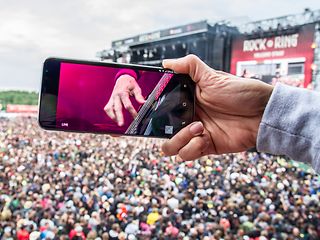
[162,54,211,81]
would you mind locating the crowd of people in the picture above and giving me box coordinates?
[0,117,320,239]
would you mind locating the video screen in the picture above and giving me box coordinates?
[237,59,306,87]
[55,62,194,137]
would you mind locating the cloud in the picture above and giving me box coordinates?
[0,0,319,90]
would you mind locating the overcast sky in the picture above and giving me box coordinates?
[0,0,319,91]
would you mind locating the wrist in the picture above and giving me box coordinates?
[261,84,274,112]
[115,69,138,81]
[252,83,274,147]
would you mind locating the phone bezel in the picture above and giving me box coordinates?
[38,57,195,138]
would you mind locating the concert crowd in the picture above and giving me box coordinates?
[0,117,320,240]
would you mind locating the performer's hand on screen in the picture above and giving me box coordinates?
[104,74,145,126]
[161,55,273,161]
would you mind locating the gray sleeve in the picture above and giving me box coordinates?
[256,83,320,174]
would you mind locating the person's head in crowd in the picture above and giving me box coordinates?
[0,117,319,239]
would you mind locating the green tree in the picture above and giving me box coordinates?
[0,91,38,110]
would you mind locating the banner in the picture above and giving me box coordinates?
[6,104,38,113]
[230,24,315,88]
[112,21,208,47]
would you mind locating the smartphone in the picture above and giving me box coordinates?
[38,58,195,138]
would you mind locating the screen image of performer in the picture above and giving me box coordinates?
[104,69,145,127]
[56,63,193,136]
[104,69,186,137]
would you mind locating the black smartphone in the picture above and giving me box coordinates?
[38,58,195,138]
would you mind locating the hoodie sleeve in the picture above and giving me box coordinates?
[114,69,139,81]
[257,83,320,174]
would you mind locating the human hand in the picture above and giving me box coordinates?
[162,55,273,161]
[104,74,145,126]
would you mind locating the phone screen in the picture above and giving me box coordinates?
[39,58,195,138]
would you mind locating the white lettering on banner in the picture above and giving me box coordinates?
[254,52,271,58]
[169,28,182,35]
[271,50,285,57]
[243,39,267,51]
[243,34,299,52]
[139,31,161,42]
[274,34,298,49]
[124,38,134,44]
[253,50,285,58]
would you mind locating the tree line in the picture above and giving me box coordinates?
[0,91,38,110]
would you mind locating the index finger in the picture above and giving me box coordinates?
[162,121,204,156]
[104,101,116,121]
[120,92,138,119]
[114,95,124,126]
[162,54,210,81]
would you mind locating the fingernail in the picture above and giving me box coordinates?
[190,122,204,136]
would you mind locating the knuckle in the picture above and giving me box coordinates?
[178,149,190,161]
[195,136,208,152]
[186,54,199,63]
[180,138,206,161]
[104,106,111,112]
[197,138,207,151]
[119,92,128,98]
